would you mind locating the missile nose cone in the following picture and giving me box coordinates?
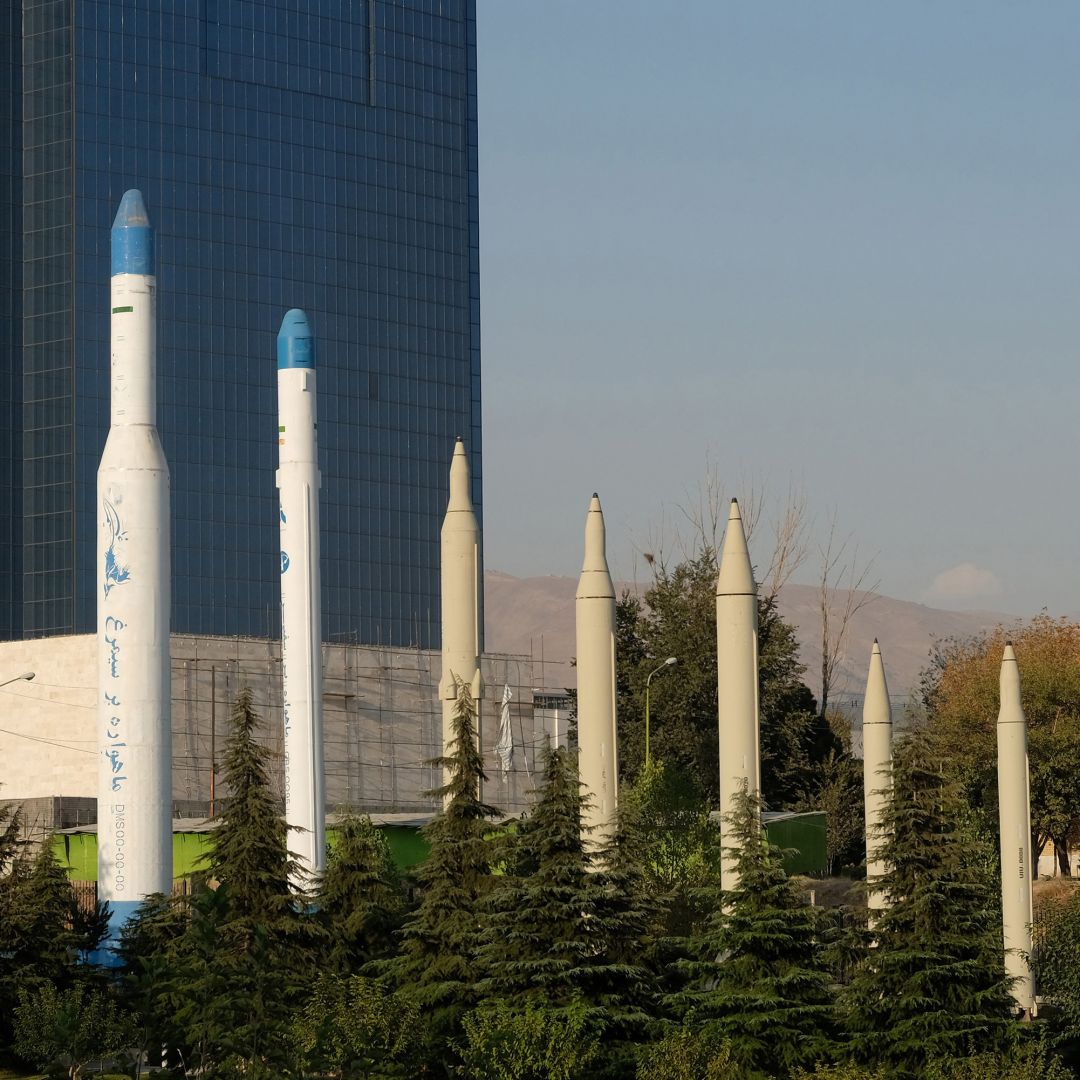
[277,308,315,369]
[999,643,1023,714]
[864,640,891,722]
[113,189,150,229]
[111,189,154,276]
[716,497,755,596]
[582,494,607,570]
[577,493,613,597]
[447,438,473,511]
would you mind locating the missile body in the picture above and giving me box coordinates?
[715,499,760,891]
[276,310,326,885]
[96,190,172,954]
[575,494,618,850]
[862,640,893,917]
[997,644,1035,1015]
[439,440,482,783]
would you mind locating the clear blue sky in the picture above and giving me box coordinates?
[476,2,1080,614]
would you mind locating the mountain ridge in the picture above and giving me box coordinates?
[483,569,1021,701]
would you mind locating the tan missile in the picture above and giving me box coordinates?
[439,440,482,786]
[715,498,760,890]
[575,493,618,850]
[862,640,893,917]
[997,643,1035,1015]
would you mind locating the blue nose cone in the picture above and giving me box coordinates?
[277,309,315,369]
[111,189,154,276]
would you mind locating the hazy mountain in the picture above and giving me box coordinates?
[484,570,1020,701]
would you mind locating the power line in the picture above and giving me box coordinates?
[0,726,95,755]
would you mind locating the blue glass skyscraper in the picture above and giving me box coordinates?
[3,0,481,646]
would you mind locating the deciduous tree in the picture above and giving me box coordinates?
[922,616,1080,876]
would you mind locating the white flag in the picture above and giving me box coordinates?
[495,683,514,779]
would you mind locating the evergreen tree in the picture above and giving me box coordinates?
[208,686,300,920]
[477,746,596,1010]
[0,792,20,874]
[117,891,192,1072]
[0,839,108,1052]
[319,811,405,973]
[387,679,502,1062]
[155,688,313,1078]
[843,731,1016,1077]
[675,786,835,1079]
[591,792,667,1077]
[477,747,655,1079]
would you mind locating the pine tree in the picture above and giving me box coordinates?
[476,746,596,1010]
[0,839,108,1052]
[387,679,502,1058]
[0,793,20,875]
[156,687,314,1078]
[319,811,405,973]
[208,685,299,921]
[476,745,655,1080]
[843,731,1016,1077]
[674,786,835,1079]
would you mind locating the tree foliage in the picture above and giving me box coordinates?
[922,615,1080,875]
[675,786,835,1079]
[13,981,137,1080]
[388,679,503,1058]
[634,1025,736,1080]
[614,551,833,810]
[843,731,1016,1077]
[319,811,405,973]
[458,998,601,1080]
[135,687,314,1078]
[1033,885,1080,1046]
[477,747,654,1049]
[291,973,423,1078]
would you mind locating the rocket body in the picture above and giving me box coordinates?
[276,310,326,884]
[862,641,893,916]
[715,499,760,891]
[97,190,172,949]
[439,440,482,781]
[997,644,1035,1015]
[575,494,618,849]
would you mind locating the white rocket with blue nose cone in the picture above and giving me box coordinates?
[96,190,172,954]
[276,309,326,886]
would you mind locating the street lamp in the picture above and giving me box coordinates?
[0,671,34,690]
[644,657,677,768]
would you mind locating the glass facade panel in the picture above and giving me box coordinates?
[3,0,481,647]
[0,4,21,639]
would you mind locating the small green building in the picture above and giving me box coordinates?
[53,808,828,883]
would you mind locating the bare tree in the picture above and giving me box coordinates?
[761,481,810,602]
[817,510,880,719]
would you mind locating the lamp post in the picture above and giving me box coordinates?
[0,671,34,690]
[644,657,677,768]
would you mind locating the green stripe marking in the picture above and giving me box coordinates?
[278,425,286,432]
[112,305,133,313]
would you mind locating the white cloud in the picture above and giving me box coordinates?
[924,562,1003,602]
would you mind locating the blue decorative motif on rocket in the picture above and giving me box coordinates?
[281,551,290,573]
[102,498,131,597]
[95,189,172,964]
